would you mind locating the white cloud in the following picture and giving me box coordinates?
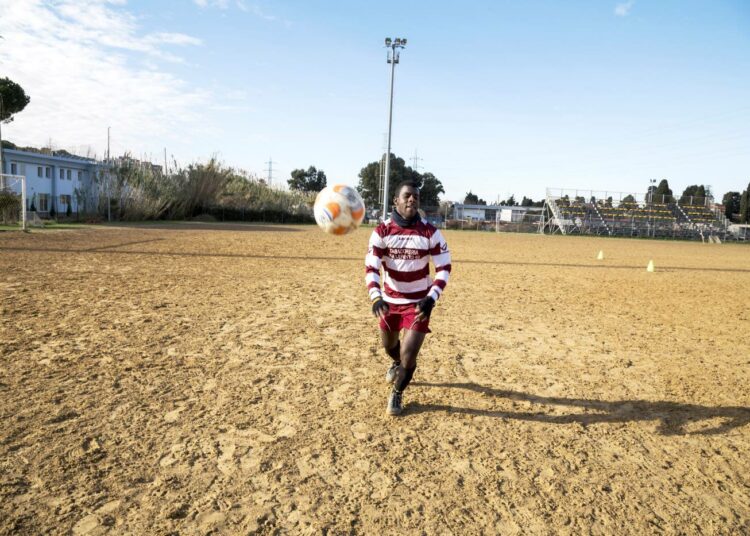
[614,1,635,17]
[194,0,229,8]
[199,0,290,25]
[0,0,210,158]
[236,1,274,21]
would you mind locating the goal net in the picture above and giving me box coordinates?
[0,174,27,231]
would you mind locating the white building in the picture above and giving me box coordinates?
[1,148,102,215]
[453,204,538,222]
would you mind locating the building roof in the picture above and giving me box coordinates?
[3,148,98,166]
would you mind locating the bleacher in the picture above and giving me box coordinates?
[547,190,727,240]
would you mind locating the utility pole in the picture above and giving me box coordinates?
[381,37,407,220]
[411,148,423,172]
[265,157,274,187]
[164,148,168,175]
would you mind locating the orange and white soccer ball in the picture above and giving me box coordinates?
[313,184,366,235]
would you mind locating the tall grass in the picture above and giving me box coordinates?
[0,190,21,224]
[82,157,315,223]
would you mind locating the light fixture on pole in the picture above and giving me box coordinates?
[381,36,407,220]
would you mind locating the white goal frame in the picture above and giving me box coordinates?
[0,173,27,231]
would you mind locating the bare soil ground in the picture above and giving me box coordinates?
[1,224,749,535]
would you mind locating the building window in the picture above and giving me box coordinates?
[66,169,71,180]
[78,170,83,180]
[45,167,51,178]
[60,194,72,207]
[60,169,65,179]
[10,163,17,174]
[38,166,43,177]
[38,193,49,212]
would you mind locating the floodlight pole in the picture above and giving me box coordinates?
[382,37,406,220]
[0,93,4,175]
[649,178,656,237]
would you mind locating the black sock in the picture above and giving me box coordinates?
[386,341,401,364]
[395,365,416,392]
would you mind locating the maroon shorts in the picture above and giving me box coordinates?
[379,302,431,334]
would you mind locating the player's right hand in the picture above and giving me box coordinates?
[372,297,389,319]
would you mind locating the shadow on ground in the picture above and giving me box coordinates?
[3,245,750,274]
[410,382,750,435]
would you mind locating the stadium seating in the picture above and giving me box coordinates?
[549,194,727,239]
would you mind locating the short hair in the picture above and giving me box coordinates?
[395,180,420,196]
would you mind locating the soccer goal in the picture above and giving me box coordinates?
[0,173,27,231]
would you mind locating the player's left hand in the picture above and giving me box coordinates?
[415,296,435,322]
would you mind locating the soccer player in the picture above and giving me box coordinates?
[365,181,452,416]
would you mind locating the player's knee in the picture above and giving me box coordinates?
[386,341,401,362]
[401,351,418,369]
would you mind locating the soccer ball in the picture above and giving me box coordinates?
[313,184,366,235]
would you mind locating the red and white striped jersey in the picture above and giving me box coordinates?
[365,218,452,304]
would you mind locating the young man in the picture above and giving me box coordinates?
[365,181,452,416]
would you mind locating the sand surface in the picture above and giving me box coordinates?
[1,224,749,535]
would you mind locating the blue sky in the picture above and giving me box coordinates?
[1,0,748,203]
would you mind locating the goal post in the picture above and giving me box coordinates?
[0,173,27,231]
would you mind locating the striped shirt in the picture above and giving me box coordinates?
[365,218,452,304]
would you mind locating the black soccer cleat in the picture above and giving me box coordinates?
[387,389,403,416]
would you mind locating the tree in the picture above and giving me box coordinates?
[288,166,326,192]
[648,179,673,204]
[357,153,422,209]
[619,194,637,208]
[0,78,31,122]
[439,200,453,220]
[463,191,486,205]
[418,172,445,208]
[521,196,534,207]
[740,184,750,224]
[722,191,740,221]
[680,185,707,205]
[500,194,518,206]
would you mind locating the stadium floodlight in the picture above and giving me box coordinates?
[381,36,407,220]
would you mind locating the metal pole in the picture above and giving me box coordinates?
[107,127,111,222]
[21,177,26,231]
[0,94,4,175]
[382,50,397,221]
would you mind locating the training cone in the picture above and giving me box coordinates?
[597,250,604,260]
[646,260,655,272]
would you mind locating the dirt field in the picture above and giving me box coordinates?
[1,224,749,535]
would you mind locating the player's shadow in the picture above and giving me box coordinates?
[409,382,750,436]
